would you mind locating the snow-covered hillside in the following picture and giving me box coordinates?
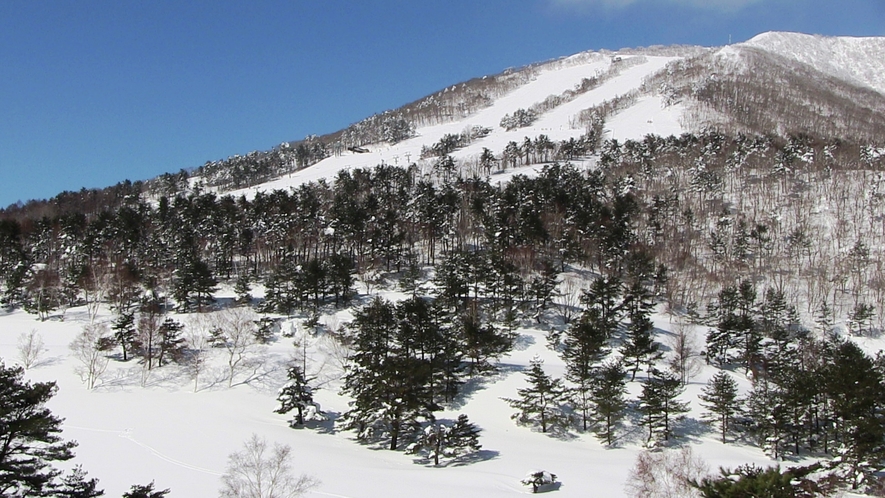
[1,292,789,498]
[213,31,885,200]
[741,31,885,96]
[228,54,684,198]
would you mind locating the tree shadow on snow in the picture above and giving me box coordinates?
[446,363,523,411]
[411,449,500,468]
[512,333,536,351]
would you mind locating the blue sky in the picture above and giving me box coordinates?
[1,0,882,208]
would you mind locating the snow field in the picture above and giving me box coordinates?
[0,283,797,497]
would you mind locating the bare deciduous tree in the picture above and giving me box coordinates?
[70,322,112,389]
[220,434,318,498]
[210,307,261,387]
[667,320,704,386]
[16,329,47,370]
[555,275,584,324]
[137,311,161,373]
[83,262,111,323]
[625,447,708,498]
[185,314,212,392]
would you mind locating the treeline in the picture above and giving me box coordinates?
[3,131,885,328]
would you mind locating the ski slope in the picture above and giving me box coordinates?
[228,54,684,199]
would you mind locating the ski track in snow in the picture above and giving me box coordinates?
[67,425,224,476]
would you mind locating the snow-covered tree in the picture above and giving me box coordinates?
[406,414,482,466]
[340,298,433,450]
[275,365,323,428]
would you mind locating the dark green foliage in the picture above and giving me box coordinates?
[706,281,758,371]
[699,371,742,443]
[504,356,570,433]
[824,340,885,488]
[620,309,662,381]
[54,465,104,498]
[580,276,623,338]
[528,260,559,323]
[848,302,875,336]
[340,298,434,450]
[459,309,511,375]
[561,305,610,431]
[111,309,137,361]
[275,364,317,427]
[639,369,690,444]
[745,377,790,460]
[122,482,170,498]
[406,414,482,466]
[0,363,77,497]
[692,464,819,498]
[253,317,276,344]
[156,318,186,366]
[171,257,217,312]
[233,275,252,305]
[590,360,627,445]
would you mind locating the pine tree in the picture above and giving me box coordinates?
[580,276,623,338]
[0,363,77,496]
[54,465,104,498]
[561,306,609,431]
[459,308,511,375]
[707,287,734,365]
[528,261,559,323]
[275,365,319,427]
[590,359,627,445]
[639,369,690,444]
[503,356,570,433]
[620,309,662,381]
[699,371,742,443]
[815,302,835,338]
[172,257,217,312]
[407,414,482,466]
[736,280,761,374]
[340,298,433,450]
[824,340,885,487]
[156,317,186,367]
[111,309,137,362]
[122,482,170,498]
[745,377,789,460]
[233,275,252,306]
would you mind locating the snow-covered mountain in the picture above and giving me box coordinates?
[188,31,885,199]
[5,32,885,498]
[741,31,885,95]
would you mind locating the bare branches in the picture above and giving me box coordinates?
[16,329,47,370]
[70,322,112,390]
[220,434,319,498]
[209,307,261,388]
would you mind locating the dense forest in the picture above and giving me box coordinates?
[3,125,885,493]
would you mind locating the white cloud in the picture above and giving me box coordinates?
[551,0,763,12]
